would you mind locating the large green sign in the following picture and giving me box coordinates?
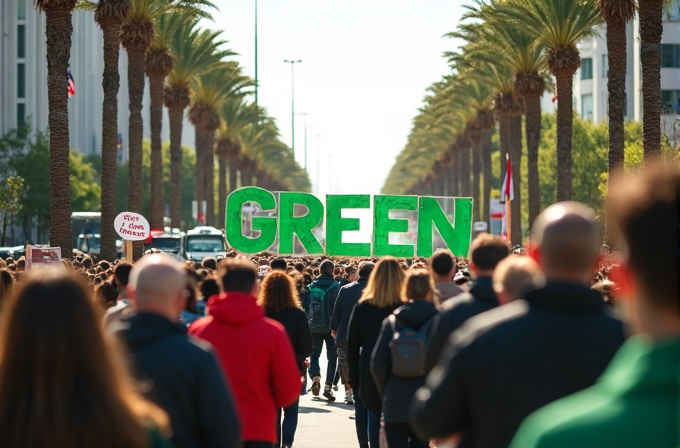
[226,187,472,257]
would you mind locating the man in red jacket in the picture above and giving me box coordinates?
[190,257,301,448]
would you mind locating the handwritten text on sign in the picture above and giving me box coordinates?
[226,187,473,257]
[114,212,150,241]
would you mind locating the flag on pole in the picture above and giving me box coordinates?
[68,67,75,98]
[502,157,514,201]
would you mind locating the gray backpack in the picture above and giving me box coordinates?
[388,314,434,378]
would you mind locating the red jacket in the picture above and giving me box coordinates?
[189,292,301,443]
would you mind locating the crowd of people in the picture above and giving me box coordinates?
[0,164,676,448]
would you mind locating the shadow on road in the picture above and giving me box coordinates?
[298,406,332,414]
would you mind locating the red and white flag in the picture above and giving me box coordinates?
[68,67,75,98]
[502,157,514,201]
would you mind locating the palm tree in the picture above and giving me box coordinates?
[499,0,600,201]
[94,0,130,260]
[146,13,181,229]
[639,0,664,157]
[216,97,261,227]
[188,63,252,226]
[165,21,232,228]
[35,0,77,257]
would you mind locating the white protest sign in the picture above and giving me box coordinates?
[114,212,150,241]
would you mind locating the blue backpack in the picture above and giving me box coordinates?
[389,315,435,378]
[307,281,339,331]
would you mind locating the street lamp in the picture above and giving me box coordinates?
[298,112,310,170]
[254,0,258,106]
[284,59,302,156]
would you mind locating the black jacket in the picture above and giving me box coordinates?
[347,300,400,410]
[117,313,241,448]
[370,301,438,422]
[426,277,499,367]
[330,278,369,343]
[411,282,626,448]
[266,307,313,374]
[303,274,341,334]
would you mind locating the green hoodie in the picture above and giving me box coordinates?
[510,335,680,448]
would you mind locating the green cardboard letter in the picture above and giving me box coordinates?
[373,195,417,257]
[278,192,325,254]
[226,187,277,253]
[417,197,472,257]
[326,195,371,257]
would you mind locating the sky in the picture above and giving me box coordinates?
[209,0,465,197]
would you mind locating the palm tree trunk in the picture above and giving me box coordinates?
[229,158,239,192]
[195,127,207,224]
[472,138,482,222]
[452,147,461,197]
[510,114,523,245]
[99,20,120,261]
[499,116,509,180]
[218,156,227,230]
[639,0,663,157]
[205,131,216,226]
[525,95,542,230]
[168,106,183,229]
[481,128,492,224]
[555,71,575,201]
[46,8,74,258]
[127,47,145,259]
[148,74,164,229]
[460,143,471,198]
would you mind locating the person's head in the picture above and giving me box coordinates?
[294,262,306,274]
[358,261,375,279]
[492,256,545,304]
[345,265,358,282]
[319,259,334,276]
[201,257,217,271]
[270,257,288,271]
[529,202,599,285]
[0,269,15,305]
[113,261,133,293]
[258,271,301,315]
[82,256,93,270]
[219,257,259,296]
[360,256,406,309]
[402,267,438,307]
[0,269,167,447]
[95,280,119,310]
[200,278,220,301]
[429,250,456,282]
[608,164,679,337]
[468,234,510,278]
[127,253,187,322]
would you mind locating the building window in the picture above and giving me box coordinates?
[661,90,680,113]
[17,25,26,58]
[17,103,26,128]
[661,44,680,67]
[581,94,594,120]
[602,54,608,78]
[580,58,593,80]
[17,0,26,19]
[17,63,25,99]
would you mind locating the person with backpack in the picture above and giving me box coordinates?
[305,260,341,401]
[347,257,406,448]
[370,268,438,448]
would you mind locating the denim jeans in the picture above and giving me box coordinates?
[336,340,350,386]
[354,393,369,448]
[277,398,300,447]
[309,332,337,383]
[384,422,430,448]
[367,407,382,447]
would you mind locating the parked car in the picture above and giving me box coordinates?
[144,231,183,260]
[182,227,227,263]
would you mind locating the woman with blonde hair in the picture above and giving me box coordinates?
[0,269,171,448]
[371,268,439,448]
[347,256,406,448]
[258,271,313,448]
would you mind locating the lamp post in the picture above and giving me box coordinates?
[284,59,302,156]
[315,134,321,195]
[298,112,310,170]
[254,0,258,106]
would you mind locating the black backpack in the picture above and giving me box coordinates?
[306,281,339,331]
[389,314,435,378]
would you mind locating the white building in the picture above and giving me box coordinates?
[574,2,680,141]
[0,0,194,158]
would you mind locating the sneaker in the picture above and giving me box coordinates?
[333,384,339,391]
[323,383,336,402]
[311,377,321,396]
[345,390,354,405]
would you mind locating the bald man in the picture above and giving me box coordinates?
[117,253,241,448]
[412,202,625,448]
